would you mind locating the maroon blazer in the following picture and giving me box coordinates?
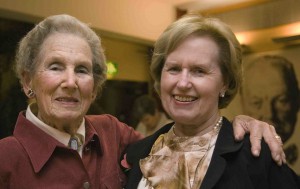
[0,112,143,189]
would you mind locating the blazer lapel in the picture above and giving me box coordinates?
[200,118,243,189]
[126,119,243,189]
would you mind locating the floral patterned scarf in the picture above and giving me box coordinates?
[139,119,222,189]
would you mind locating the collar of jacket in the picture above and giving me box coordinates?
[125,117,244,189]
[201,117,244,189]
[14,111,101,173]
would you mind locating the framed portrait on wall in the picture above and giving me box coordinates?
[222,46,300,175]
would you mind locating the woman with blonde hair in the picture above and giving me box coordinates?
[123,14,299,189]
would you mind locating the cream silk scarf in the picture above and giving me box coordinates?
[139,119,222,189]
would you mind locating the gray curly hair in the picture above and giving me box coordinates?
[14,14,107,93]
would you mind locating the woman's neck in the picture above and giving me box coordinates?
[31,103,82,135]
[173,115,221,137]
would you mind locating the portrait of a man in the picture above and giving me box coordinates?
[240,55,300,169]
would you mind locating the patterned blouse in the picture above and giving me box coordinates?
[137,118,222,189]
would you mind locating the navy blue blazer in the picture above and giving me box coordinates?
[124,117,300,189]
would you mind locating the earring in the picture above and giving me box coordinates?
[220,92,225,98]
[27,89,35,98]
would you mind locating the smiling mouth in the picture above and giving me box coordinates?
[56,97,79,103]
[174,95,197,102]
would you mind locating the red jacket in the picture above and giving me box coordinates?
[0,112,143,189]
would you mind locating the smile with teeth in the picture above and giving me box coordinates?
[174,95,197,102]
[56,97,79,102]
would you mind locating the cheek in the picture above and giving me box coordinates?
[160,73,173,92]
[80,79,96,98]
[33,75,57,96]
[33,70,59,86]
[160,93,170,115]
[160,82,170,106]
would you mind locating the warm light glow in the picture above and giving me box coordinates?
[274,22,300,37]
[106,61,118,79]
[235,33,247,45]
[234,21,300,52]
[235,32,255,46]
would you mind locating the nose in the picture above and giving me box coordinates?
[176,71,192,89]
[61,69,78,89]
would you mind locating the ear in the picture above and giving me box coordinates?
[220,85,228,97]
[91,90,98,102]
[21,71,33,97]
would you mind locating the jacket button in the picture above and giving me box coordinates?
[83,181,90,189]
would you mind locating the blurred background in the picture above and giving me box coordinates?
[0,0,299,174]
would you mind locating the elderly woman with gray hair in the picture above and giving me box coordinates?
[0,14,287,189]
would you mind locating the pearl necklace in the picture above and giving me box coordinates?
[213,116,223,134]
[172,116,223,138]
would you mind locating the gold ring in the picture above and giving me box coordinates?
[275,135,281,140]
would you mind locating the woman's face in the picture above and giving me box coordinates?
[28,33,96,130]
[160,35,226,130]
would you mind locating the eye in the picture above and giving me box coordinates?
[275,95,291,109]
[48,63,63,71]
[76,65,90,74]
[276,95,289,104]
[249,98,262,109]
[192,68,205,76]
[166,66,181,74]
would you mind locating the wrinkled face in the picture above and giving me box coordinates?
[241,64,296,142]
[28,33,96,130]
[160,35,226,129]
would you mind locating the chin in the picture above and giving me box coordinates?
[56,111,84,120]
[173,116,195,124]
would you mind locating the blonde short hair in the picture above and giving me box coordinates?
[150,14,242,108]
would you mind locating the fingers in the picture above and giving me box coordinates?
[249,122,285,165]
[265,124,286,165]
[274,135,283,146]
[232,115,250,141]
[232,115,286,165]
[248,123,263,157]
[269,125,283,145]
[249,136,262,157]
[232,115,262,156]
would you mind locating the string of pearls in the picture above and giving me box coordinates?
[213,116,223,134]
